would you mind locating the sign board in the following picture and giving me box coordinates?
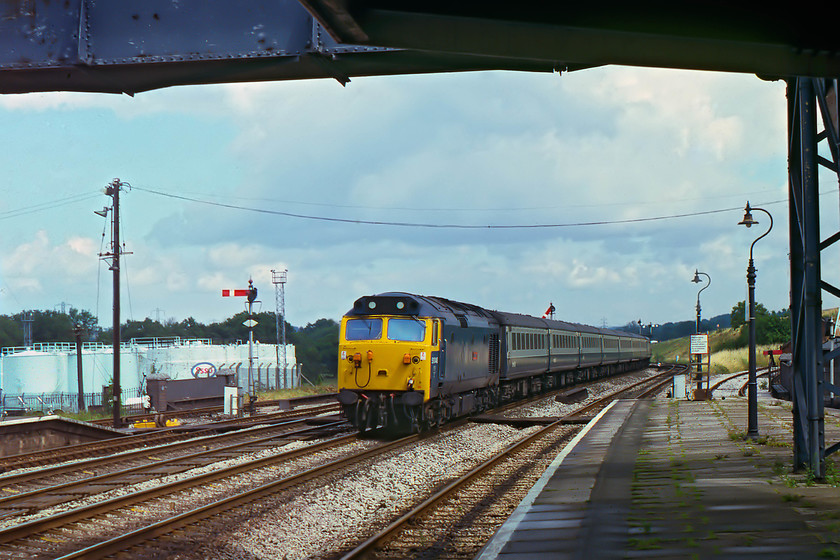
[690,334,709,355]
[191,362,217,378]
[242,319,258,328]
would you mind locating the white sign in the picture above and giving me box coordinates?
[690,334,709,355]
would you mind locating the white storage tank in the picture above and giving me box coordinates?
[1,338,296,413]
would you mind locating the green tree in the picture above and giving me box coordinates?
[0,315,22,347]
[293,318,339,381]
[728,301,790,346]
[2,308,339,383]
[730,300,770,331]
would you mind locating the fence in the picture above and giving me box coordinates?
[0,386,145,417]
[1,362,304,418]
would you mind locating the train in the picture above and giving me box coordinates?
[336,292,652,432]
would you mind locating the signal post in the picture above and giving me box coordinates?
[222,280,259,413]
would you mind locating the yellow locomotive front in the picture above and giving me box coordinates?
[337,295,441,432]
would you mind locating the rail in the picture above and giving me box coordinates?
[339,367,675,558]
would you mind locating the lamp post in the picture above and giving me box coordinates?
[738,201,773,439]
[690,270,711,394]
[691,270,711,334]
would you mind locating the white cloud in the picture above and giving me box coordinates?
[0,66,797,331]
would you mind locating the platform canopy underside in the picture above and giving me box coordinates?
[2,1,840,94]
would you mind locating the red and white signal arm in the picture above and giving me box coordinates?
[222,289,250,297]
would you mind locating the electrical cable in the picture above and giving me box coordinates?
[119,212,134,321]
[133,184,803,229]
[95,214,108,335]
[169,185,788,213]
[0,192,101,221]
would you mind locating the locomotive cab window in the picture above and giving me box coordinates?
[345,318,383,340]
[387,318,426,342]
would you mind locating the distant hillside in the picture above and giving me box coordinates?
[615,313,730,342]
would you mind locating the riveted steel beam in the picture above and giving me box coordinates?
[788,77,840,477]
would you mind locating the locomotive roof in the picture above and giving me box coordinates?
[347,292,648,340]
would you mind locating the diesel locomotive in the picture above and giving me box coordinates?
[336,292,651,432]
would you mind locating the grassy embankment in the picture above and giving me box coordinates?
[650,328,777,374]
[652,308,838,375]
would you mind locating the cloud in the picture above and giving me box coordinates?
[0,66,802,331]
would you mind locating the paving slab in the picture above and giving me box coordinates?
[475,395,840,559]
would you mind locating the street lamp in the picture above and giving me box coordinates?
[691,270,711,334]
[738,201,773,439]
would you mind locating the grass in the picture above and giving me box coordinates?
[651,328,777,375]
[257,382,337,401]
[651,308,838,374]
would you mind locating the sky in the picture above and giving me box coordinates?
[1,65,836,333]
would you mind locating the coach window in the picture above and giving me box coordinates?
[345,318,382,340]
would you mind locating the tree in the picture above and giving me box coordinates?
[293,319,340,381]
[0,315,22,348]
[2,308,339,384]
[729,301,790,346]
[730,300,770,331]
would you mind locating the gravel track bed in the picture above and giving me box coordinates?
[3,370,662,559]
[362,425,579,560]
[155,369,661,560]
[0,424,303,500]
[2,436,378,558]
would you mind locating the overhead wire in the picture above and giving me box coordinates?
[0,192,102,221]
[119,211,134,321]
[168,184,789,213]
[132,184,798,229]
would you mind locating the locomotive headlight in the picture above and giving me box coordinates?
[367,350,374,362]
[412,356,420,364]
[353,352,362,366]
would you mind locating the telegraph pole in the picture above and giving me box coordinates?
[97,178,130,429]
[112,181,120,428]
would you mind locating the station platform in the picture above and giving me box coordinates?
[475,395,840,559]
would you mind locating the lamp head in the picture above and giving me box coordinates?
[692,269,701,283]
[738,202,758,228]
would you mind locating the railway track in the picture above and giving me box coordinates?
[0,430,371,556]
[0,367,669,559]
[705,367,771,397]
[0,367,671,559]
[0,419,349,521]
[0,403,341,472]
[336,366,679,560]
[84,392,338,428]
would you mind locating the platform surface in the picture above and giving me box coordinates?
[476,396,840,559]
